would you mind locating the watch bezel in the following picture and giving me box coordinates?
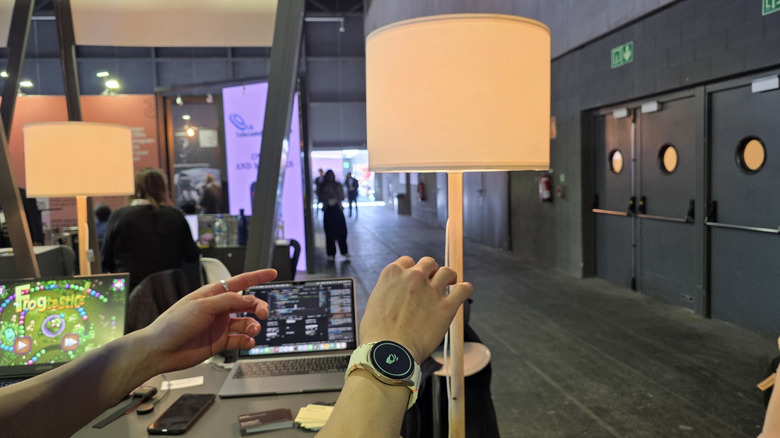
[368,340,414,381]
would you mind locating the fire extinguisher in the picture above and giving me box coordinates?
[538,172,552,202]
[418,181,426,201]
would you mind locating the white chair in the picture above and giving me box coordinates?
[200,257,232,286]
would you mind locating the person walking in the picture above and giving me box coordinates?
[319,170,348,261]
[344,172,359,217]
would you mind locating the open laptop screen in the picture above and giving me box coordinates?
[0,274,128,379]
[242,278,357,357]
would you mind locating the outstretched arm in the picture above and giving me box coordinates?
[761,367,780,438]
[317,256,473,437]
[0,269,276,438]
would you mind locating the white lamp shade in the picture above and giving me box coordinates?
[366,14,551,172]
[70,0,277,47]
[24,122,135,197]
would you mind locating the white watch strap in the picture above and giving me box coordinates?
[346,342,421,409]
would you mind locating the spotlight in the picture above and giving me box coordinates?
[176,95,183,106]
[0,71,8,78]
[183,124,196,138]
[96,71,110,78]
[105,79,120,90]
[19,80,33,88]
[182,114,191,120]
[206,93,214,104]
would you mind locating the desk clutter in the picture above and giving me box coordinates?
[236,404,332,434]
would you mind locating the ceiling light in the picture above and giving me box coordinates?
[182,114,191,120]
[0,71,8,78]
[206,93,214,104]
[96,71,110,78]
[176,95,183,106]
[105,79,120,89]
[19,80,33,88]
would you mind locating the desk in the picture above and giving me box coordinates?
[73,362,339,437]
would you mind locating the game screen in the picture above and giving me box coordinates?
[0,275,128,375]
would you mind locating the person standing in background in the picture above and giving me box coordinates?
[344,172,359,218]
[319,169,349,261]
[199,173,221,214]
[93,203,112,247]
[102,168,200,291]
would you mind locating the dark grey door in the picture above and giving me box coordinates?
[463,172,509,249]
[593,110,634,289]
[636,96,698,309]
[708,76,780,335]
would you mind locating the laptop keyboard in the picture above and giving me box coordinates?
[233,355,350,379]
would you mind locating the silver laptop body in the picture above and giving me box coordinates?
[218,278,357,398]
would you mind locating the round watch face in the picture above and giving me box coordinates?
[369,341,414,380]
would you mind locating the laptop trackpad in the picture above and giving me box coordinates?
[264,374,320,394]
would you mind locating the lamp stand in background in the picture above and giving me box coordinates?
[24,122,135,275]
[366,14,551,436]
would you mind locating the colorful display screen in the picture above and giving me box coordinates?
[222,82,307,271]
[0,275,128,376]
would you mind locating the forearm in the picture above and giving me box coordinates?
[761,369,780,438]
[317,370,409,437]
[0,330,156,437]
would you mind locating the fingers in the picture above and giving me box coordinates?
[431,265,458,291]
[224,334,256,351]
[392,256,415,269]
[190,269,278,299]
[198,292,269,318]
[228,317,262,337]
[415,256,439,278]
[444,282,473,308]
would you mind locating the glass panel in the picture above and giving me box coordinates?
[659,145,678,174]
[609,150,624,174]
[740,138,766,172]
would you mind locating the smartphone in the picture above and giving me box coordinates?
[147,393,216,435]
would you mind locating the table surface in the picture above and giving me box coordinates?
[73,362,340,437]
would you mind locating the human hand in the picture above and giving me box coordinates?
[359,256,473,363]
[141,269,276,374]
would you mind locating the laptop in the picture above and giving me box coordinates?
[219,277,358,398]
[0,274,129,387]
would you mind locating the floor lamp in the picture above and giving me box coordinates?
[365,14,550,436]
[24,122,134,275]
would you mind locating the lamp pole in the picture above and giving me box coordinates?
[447,172,466,437]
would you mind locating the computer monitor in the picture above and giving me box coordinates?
[0,274,129,380]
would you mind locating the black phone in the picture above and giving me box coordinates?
[147,393,216,435]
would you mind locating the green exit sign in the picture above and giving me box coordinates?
[764,0,780,15]
[611,42,634,69]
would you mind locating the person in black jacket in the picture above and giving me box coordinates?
[101,168,200,291]
[318,170,349,261]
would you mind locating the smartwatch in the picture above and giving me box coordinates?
[345,341,421,409]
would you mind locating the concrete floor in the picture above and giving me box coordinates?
[301,204,775,437]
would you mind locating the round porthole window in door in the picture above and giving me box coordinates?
[659,144,678,174]
[737,137,766,173]
[609,150,624,174]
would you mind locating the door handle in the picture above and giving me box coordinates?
[636,198,694,223]
[704,221,780,234]
[628,196,636,214]
[592,208,630,217]
[704,200,779,234]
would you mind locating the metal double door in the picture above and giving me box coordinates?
[707,74,780,335]
[593,92,700,309]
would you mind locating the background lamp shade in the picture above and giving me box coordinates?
[366,14,551,172]
[24,122,135,197]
